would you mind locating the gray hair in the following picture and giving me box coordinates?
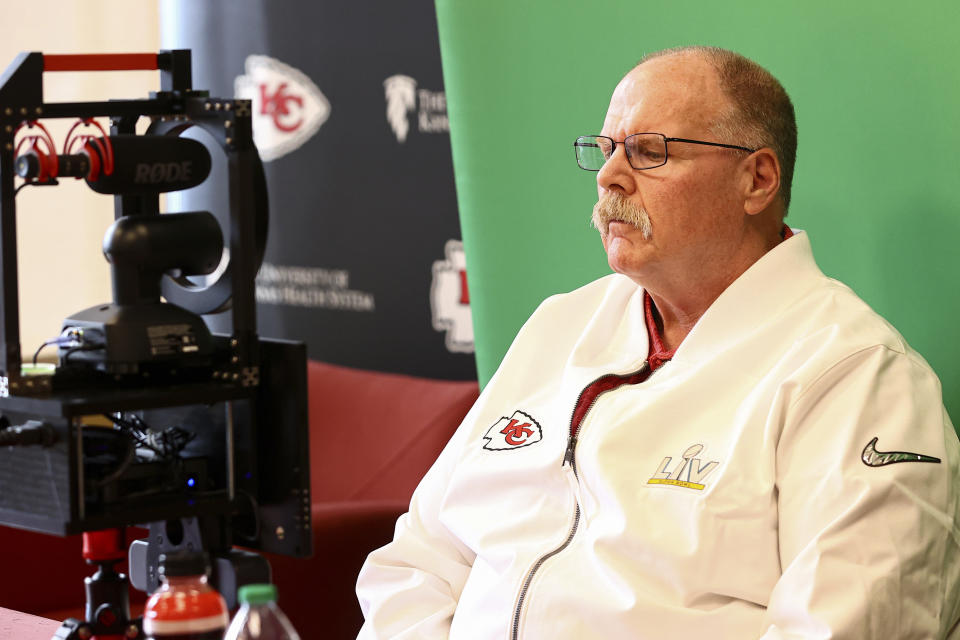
[638,46,798,212]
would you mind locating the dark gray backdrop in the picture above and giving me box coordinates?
[160,0,475,380]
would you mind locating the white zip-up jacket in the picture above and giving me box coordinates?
[357,231,960,639]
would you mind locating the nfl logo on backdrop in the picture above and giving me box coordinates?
[235,55,330,161]
[431,239,473,353]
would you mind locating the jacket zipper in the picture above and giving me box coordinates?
[510,503,580,640]
[509,361,651,640]
[563,361,651,469]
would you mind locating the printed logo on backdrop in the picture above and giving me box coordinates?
[483,410,543,451]
[255,263,375,312]
[384,74,449,143]
[431,239,473,353]
[235,55,331,161]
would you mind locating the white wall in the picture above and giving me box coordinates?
[0,1,160,364]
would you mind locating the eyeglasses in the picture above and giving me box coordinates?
[573,133,756,171]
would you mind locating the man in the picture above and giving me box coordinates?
[356,46,960,638]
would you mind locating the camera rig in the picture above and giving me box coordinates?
[0,50,312,640]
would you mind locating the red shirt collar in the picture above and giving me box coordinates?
[643,291,676,372]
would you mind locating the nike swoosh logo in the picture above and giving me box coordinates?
[861,437,941,467]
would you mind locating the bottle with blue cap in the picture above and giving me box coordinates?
[224,583,301,640]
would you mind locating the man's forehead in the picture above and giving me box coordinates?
[603,53,726,135]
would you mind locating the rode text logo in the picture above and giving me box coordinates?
[384,74,449,143]
[430,239,473,353]
[647,443,719,491]
[483,410,543,451]
[235,55,330,162]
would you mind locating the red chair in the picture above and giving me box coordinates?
[268,360,478,639]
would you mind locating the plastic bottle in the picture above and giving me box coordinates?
[224,583,301,640]
[143,550,230,640]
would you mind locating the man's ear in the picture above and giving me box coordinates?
[742,148,781,215]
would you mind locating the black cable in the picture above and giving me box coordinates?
[233,490,262,543]
[89,436,137,488]
[53,327,105,365]
[62,342,105,364]
[32,328,89,365]
[14,179,59,196]
[105,412,195,459]
[32,338,66,366]
[106,413,162,456]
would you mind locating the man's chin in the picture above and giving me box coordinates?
[606,247,653,278]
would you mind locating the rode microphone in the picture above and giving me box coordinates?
[16,134,212,195]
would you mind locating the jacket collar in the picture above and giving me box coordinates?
[566,230,824,378]
[669,229,825,366]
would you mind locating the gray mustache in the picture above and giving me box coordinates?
[592,193,652,239]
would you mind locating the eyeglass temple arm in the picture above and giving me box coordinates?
[665,137,756,153]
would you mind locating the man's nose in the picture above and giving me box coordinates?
[596,144,635,195]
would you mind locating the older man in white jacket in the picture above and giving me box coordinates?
[356,46,960,639]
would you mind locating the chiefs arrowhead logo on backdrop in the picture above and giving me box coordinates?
[483,410,543,451]
[431,239,473,353]
[235,55,330,161]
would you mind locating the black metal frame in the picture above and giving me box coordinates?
[0,51,310,554]
[0,53,311,640]
[574,133,756,171]
[0,50,261,395]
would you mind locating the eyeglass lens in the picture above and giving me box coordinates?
[575,134,668,170]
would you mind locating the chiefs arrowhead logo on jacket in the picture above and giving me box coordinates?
[483,410,543,451]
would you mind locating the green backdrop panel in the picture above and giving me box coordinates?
[436,0,960,424]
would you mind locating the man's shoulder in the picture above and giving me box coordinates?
[695,231,932,383]
[726,230,912,357]
[792,274,911,355]
[763,273,946,397]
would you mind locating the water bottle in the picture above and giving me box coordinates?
[143,551,230,640]
[224,583,301,639]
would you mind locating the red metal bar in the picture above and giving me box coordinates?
[43,53,159,72]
